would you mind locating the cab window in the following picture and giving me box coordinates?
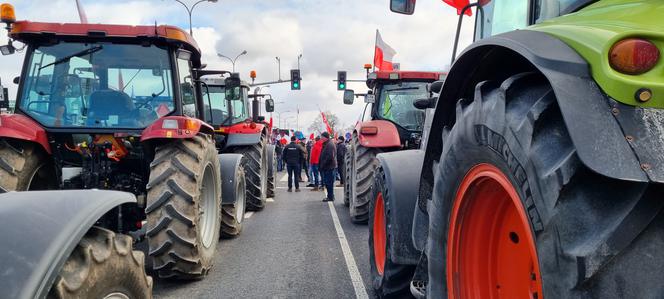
[177,53,196,118]
[475,0,529,39]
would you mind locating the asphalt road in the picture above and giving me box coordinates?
[153,171,375,298]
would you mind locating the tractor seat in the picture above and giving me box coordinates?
[205,108,227,125]
[87,90,138,127]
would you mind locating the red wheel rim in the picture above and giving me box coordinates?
[447,164,543,299]
[373,192,386,276]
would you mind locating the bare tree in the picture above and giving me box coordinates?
[308,111,340,134]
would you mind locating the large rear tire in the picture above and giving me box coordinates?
[343,146,352,207]
[146,135,222,279]
[369,166,415,298]
[48,226,152,299]
[221,164,246,238]
[0,139,55,192]
[428,73,664,298]
[349,135,381,224]
[233,134,268,211]
[266,144,276,198]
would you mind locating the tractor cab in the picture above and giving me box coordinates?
[344,70,444,149]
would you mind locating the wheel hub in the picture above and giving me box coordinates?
[447,163,543,299]
[199,164,217,248]
[373,192,386,275]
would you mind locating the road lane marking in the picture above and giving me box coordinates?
[266,198,274,202]
[280,175,288,182]
[328,201,369,299]
[244,211,254,219]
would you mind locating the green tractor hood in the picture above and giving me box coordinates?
[531,0,664,108]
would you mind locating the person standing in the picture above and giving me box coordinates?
[282,136,304,192]
[335,136,346,187]
[296,139,307,182]
[309,136,323,191]
[318,132,337,202]
[305,139,314,186]
[275,142,284,172]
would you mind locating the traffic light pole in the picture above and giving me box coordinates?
[250,79,291,87]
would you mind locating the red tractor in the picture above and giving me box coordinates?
[0,7,231,285]
[199,74,276,218]
[343,70,444,223]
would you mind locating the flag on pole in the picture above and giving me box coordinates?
[321,111,333,134]
[269,117,273,129]
[374,30,397,71]
[75,0,89,23]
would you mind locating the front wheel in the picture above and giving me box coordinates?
[233,135,268,211]
[48,226,152,299]
[369,166,415,298]
[349,136,381,224]
[146,135,222,279]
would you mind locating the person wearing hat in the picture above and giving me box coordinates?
[318,132,337,202]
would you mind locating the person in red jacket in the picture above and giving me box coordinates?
[309,136,323,191]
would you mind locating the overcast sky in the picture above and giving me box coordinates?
[2,0,474,132]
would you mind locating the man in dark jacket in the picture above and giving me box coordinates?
[335,136,346,187]
[282,136,304,192]
[318,132,337,201]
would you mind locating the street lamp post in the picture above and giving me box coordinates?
[276,110,292,128]
[217,50,247,72]
[275,57,281,81]
[171,0,218,36]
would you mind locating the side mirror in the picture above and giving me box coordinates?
[414,97,436,110]
[343,89,355,105]
[0,80,8,109]
[224,73,241,89]
[429,80,444,94]
[365,94,376,104]
[265,98,275,112]
[390,0,416,15]
[0,44,15,56]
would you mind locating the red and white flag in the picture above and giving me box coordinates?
[75,0,89,23]
[374,30,397,71]
[321,111,333,134]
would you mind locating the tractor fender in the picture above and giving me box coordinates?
[355,120,401,148]
[376,149,424,265]
[226,122,265,135]
[0,190,135,299]
[219,153,244,204]
[0,114,51,154]
[426,29,647,184]
[141,115,214,142]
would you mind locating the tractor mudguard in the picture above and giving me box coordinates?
[428,29,650,184]
[141,116,214,142]
[225,132,263,148]
[219,153,244,204]
[355,120,401,148]
[0,190,135,299]
[0,114,51,154]
[376,149,424,265]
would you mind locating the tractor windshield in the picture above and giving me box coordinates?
[377,81,428,131]
[18,42,175,129]
[475,0,594,39]
[202,85,250,126]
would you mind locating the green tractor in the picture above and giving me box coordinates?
[370,0,664,298]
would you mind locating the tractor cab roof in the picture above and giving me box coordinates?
[10,21,202,67]
[200,76,251,89]
[367,70,446,88]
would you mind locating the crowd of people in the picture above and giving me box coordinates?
[276,133,348,202]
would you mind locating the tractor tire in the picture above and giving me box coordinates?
[369,166,415,298]
[233,134,268,211]
[146,135,222,279]
[221,164,246,238]
[343,147,352,207]
[0,139,55,192]
[349,135,381,224]
[47,226,152,299]
[427,72,664,298]
[266,144,276,198]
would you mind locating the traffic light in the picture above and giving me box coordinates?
[290,69,301,90]
[337,71,347,90]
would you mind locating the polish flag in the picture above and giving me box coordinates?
[373,30,397,71]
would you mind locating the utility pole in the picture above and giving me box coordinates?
[217,50,247,72]
[275,57,281,81]
[171,0,218,36]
